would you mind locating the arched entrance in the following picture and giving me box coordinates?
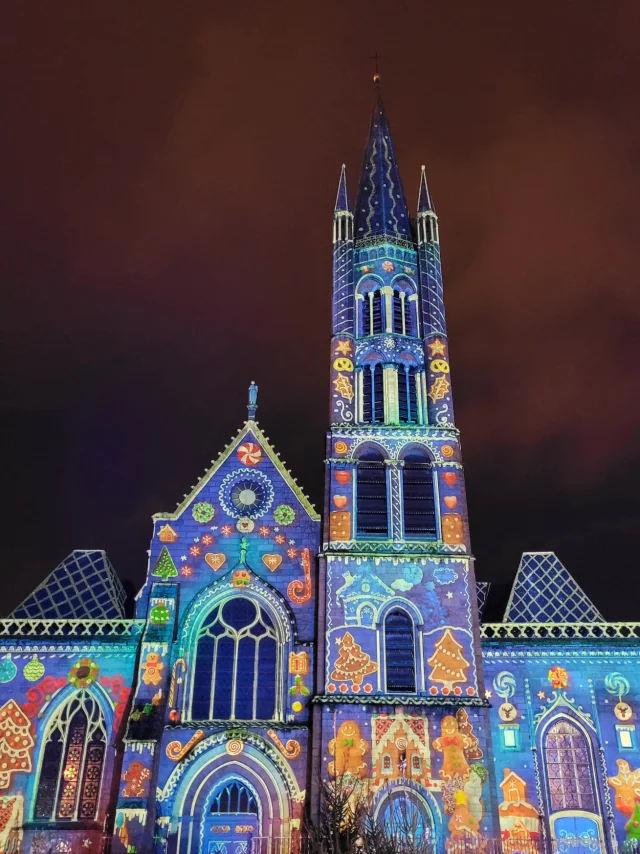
[201,777,260,854]
[374,785,436,846]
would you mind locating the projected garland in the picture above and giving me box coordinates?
[219,470,274,519]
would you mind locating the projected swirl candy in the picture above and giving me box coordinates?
[605,672,631,698]
[237,443,262,465]
[492,671,516,700]
[548,666,569,689]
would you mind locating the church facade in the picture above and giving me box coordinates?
[0,82,638,854]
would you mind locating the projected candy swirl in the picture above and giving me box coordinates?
[605,672,630,698]
[493,671,516,700]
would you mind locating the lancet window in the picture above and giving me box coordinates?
[544,719,596,812]
[191,597,280,721]
[361,289,384,336]
[402,452,436,538]
[34,692,106,822]
[356,448,389,537]
[362,363,385,423]
[384,608,416,692]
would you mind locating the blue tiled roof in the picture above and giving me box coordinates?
[11,550,126,620]
[504,551,603,623]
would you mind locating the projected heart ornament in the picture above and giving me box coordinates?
[262,554,282,572]
[442,472,457,486]
[444,496,458,509]
[333,495,348,509]
[205,553,226,571]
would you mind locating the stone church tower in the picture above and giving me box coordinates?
[314,75,497,841]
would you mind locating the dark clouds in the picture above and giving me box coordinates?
[1,0,639,619]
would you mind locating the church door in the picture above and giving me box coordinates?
[551,815,602,853]
[201,779,260,854]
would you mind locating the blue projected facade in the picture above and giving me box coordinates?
[0,80,635,854]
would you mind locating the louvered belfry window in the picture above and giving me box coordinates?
[384,608,416,692]
[402,453,436,537]
[356,449,388,536]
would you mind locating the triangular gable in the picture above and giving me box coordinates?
[503,552,603,624]
[10,550,126,620]
[152,420,319,523]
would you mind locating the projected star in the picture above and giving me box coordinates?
[428,338,447,356]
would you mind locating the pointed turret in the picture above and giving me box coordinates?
[333,165,353,244]
[334,164,350,213]
[417,165,439,245]
[354,78,411,242]
[418,165,435,214]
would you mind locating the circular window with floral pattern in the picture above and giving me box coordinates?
[219,470,274,519]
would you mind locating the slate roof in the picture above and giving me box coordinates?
[11,549,126,620]
[354,81,412,242]
[503,551,603,623]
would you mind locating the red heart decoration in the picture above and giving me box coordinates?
[443,472,457,486]
[333,495,348,509]
[335,471,351,485]
[205,553,226,571]
[444,496,458,509]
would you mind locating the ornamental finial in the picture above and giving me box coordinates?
[247,380,258,419]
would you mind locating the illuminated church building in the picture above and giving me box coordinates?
[2,81,639,854]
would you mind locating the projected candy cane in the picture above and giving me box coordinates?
[168,657,186,715]
[166,729,205,762]
[267,729,301,759]
[287,548,312,604]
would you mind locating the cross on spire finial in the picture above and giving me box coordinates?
[367,51,384,82]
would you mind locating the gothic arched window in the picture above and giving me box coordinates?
[356,449,388,537]
[210,779,258,815]
[544,719,596,812]
[398,366,419,423]
[384,608,416,692]
[191,597,279,721]
[34,693,106,821]
[402,452,436,538]
[362,363,384,424]
[362,290,384,336]
[382,754,393,773]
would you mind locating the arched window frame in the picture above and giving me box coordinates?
[355,445,390,538]
[400,447,437,539]
[360,354,385,424]
[396,355,422,425]
[184,589,289,724]
[356,277,385,338]
[382,754,393,774]
[31,688,109,823]
[375,599,424,693]
[390,277,419,337]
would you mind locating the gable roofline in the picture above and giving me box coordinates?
[152,420,320,523]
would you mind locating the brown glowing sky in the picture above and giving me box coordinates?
[2,0,639,618]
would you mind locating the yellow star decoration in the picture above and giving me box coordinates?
[428,376,450,402]
[335,340,352,356]
[537,690,546,700]
[428,338,447,356]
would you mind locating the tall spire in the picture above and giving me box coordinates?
[334,164,350,213]
[418,165,435,214]
[354,77,411,242]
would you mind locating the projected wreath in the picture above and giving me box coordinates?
[219,469,274,519]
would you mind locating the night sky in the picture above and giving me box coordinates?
[2,1,639,620]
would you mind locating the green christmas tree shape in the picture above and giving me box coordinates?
[152,546,178,579]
